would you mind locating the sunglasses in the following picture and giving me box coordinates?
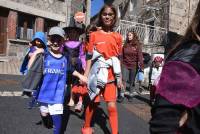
[50,37,63,47]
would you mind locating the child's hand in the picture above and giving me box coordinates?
[79,75,88,84]
[73,71,88,84]
[29,42,32,46]
[28,52,34,58]
[117,79,124,89]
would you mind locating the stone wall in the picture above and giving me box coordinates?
[7,40,29,62]
[10,0,66,16]
[7,11,17,39]
[169,0,199,35]
[71,0,84,14]
[110,0,144,21]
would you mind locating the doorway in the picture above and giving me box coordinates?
[0,8,8,55]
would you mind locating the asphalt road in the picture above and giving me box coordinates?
[0,74,150,134]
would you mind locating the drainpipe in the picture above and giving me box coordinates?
[85,0,91,26]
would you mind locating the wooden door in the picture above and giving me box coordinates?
[0,16,7,55]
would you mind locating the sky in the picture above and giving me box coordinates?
[91,0,104,17]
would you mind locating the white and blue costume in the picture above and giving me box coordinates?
[37,52,68,115]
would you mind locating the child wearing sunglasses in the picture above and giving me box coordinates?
[22,27,87,134]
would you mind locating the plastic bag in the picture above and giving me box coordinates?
[136,68,144,81]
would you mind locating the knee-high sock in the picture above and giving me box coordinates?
[108,106,118,134]
[84,103,97,127]
[52,114,62,134]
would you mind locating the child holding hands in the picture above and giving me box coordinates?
[22,27,87,134]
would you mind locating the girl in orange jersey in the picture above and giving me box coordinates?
[81,5,123,134]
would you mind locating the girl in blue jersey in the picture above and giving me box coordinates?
[27,27,87,134]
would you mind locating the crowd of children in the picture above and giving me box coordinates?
[20,20,161,134]
[20,5,162,134]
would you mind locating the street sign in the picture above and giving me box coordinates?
[74,12,85,23]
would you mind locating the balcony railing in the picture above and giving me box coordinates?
[116,20,167,53]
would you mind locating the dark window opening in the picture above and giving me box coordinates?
[0,8,9,17]
[17,13,35,40]
[0,7,8,54]
[44,19,59,36]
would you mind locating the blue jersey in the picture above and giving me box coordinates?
[37,52,68,104]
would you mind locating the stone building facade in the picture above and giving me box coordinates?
[115,0,199,35]
[112,0,199,53]
[101,0,166,53]
[140,0,199,53]
[139,0,169,29]
[169,0,199,35]
[0,0,84,62]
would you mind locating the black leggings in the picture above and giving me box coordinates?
[149,95,200,134]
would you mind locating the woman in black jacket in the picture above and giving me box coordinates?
[150,2,200,134]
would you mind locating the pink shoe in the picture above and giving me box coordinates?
[81,127,93,134]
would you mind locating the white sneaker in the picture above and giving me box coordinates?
[124,91,130,96]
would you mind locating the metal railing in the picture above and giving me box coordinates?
[116,20,168,53]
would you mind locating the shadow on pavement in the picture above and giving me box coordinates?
[61,94,111,134]
[134,95,151,105]
[91,107,110,134]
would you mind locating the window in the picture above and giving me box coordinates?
[17,13,35,40]
[44,19,59,36]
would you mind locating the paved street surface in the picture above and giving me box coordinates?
[0,74,151,134]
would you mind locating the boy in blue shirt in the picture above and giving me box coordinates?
[25,27,87,134]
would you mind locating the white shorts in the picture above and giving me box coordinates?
[40,103,63,115]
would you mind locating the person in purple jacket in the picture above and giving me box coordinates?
[61,19,86,112]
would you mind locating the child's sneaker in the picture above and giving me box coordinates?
[81,127,93,134]
[75,101,83,112]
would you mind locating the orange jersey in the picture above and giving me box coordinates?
[88,31,123,81]
[87,31,122,59]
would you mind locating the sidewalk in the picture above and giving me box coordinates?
[0,61,21,75]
